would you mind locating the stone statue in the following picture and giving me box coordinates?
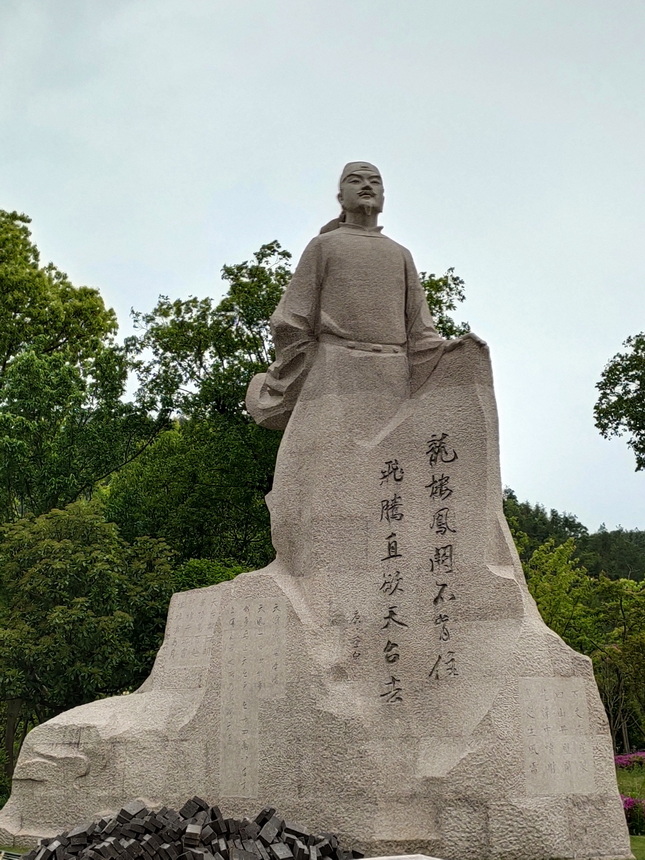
[247,161,480,431]
[0,164,632,860]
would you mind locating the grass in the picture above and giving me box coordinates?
[631,835,645,860]
[618,766,645,800]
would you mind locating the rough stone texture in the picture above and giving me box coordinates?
[0,337,631,860]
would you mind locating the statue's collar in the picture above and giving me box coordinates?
[337,223,384,236]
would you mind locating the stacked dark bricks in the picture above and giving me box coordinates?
[22,799,365,860]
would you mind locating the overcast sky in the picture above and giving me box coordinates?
[1,0,644,532]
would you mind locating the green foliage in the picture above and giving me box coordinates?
[507,490,645,753]
[0,211,116,372]
[582,526,645,581]
[0,210,162,521]
[104,421,277,568]
[590,578,645,754]
[0,500,177,780]
[503,489,588,563]
[420,268,471,338]
[173,558,245,591]
[525,538,593,652]
[522,528,645,752]
[128,241,292,418]
[595,332,645,471]
[503,489,645,580]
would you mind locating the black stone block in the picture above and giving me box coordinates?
[229,848,257,860]
[201,825,217,845]
[293,839,308,860]
[253,808,276,828]
[117,801,149,824]
[268,844,293,860]
[179,801,200,820]
[255,841,271,860]
[283,824,308,840]
[210,817,226,837]
[184,823,202,848]
[243,822,260,840]
[258,817,282,846]
[27,800,360,860]
[241,839,261,857]
[180,797,210,819]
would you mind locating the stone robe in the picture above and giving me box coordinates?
[247,223,445,429]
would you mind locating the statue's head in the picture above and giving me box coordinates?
[337,161,384,217]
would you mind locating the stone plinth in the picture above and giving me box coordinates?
[0,340,632,860]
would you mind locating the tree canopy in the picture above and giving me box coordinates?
[0,211,163,522]
[595,331,645,471]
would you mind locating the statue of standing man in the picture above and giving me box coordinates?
[247,161,483,430]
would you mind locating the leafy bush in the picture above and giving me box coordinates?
[622,795,645,836]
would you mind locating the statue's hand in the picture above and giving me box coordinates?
[444,331,487,352]
[462,331,487,347]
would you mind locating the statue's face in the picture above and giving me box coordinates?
[338,167,384,216]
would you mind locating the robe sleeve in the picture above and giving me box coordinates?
[245,238,323,429]
[404,249,446,393]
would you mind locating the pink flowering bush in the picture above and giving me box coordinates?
[615,751,645,769]
[621,794,645,835]
[617,753,645,834]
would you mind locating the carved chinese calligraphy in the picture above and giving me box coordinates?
[426,433,459,682]
[377,459,409,702]
[520,678,595,795]
[220,598,286,797]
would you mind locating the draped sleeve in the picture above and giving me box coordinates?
[403,249,446,394]
[245,238,323,429]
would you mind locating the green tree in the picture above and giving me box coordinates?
[104,420,276,568]
[420,268,471,338]
[595,331,645,470]
[128,241,292,418]
[0,501,170,781]
[503,489,588,563]
[588,577,645,752]
[582,526,645,581]
[0,499,239,793]
[0,211,162,521]
[519,524,645,752]
[112,243,293,568]
[0,211,116,372]
[525,537,594,653]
